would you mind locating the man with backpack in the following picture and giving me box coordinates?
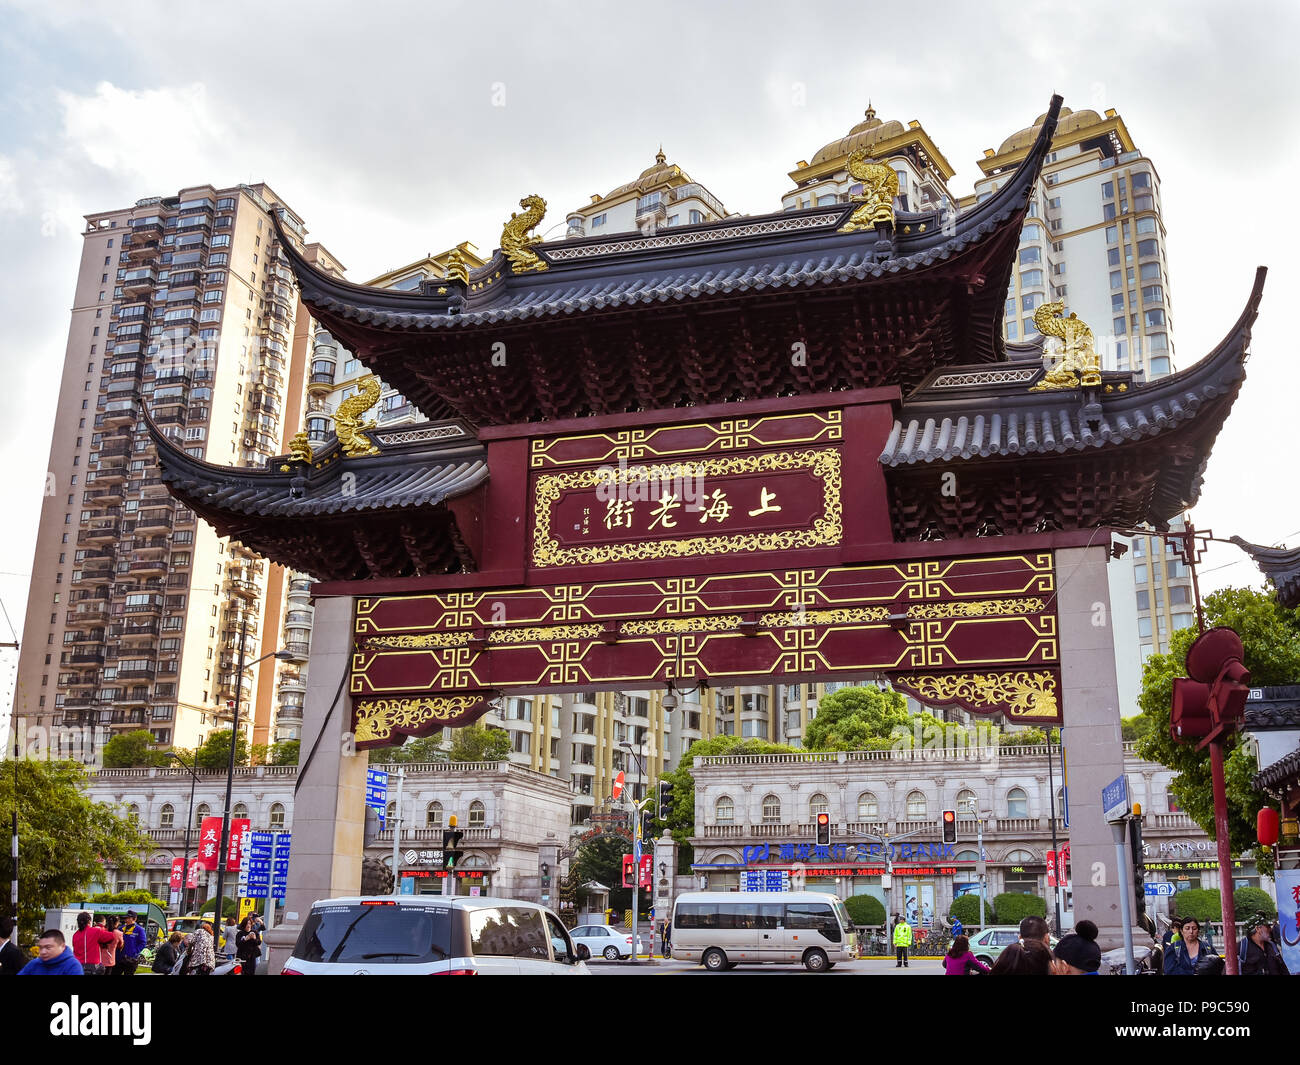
[1239,913,1288,975]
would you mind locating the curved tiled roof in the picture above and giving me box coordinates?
[1230,537,1300,609]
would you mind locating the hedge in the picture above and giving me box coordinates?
[844,893,887,927]
[991,892,1045,925]
[1171,886,1277,924]
[949,893,994,927]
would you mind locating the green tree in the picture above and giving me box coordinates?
[447,725,511,763]
[0,759,153,935]
[992,892,1045,925]
[193,729,250,770]
[658,735,797,870]
[271,739,301,766]
[102,730,170,768]
[843,893,887,927]
[949,893,995,928]
[198,895,240,919]
[1136,586,1298,878]
[90,889,169,910]
[368,733,448,764]
[1121,714,1153,744]
[1170,888,1222,924]
[804,686,912,750]
[570,834,633,914]
[1233,885,1277,922]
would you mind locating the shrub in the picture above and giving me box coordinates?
[843,893,886,927]
[949,893,994,927]
[197,895,240,919]
[1170,888,1221,924]
[992,892,1045,926]
[1233,886,1276,922]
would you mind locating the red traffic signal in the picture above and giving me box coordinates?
[815,812,830,846]
[1171,627,1251,745]
[1171,678,1213,740]
[941,809,956,844]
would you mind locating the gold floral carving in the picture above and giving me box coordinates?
[487,623,603,644]
[531,448,842,567]
[622,616,742,636]
[906,597,1046,620]
[838,150,899,234]
[892,672,1059,719]
[501,194,549,274]
[353,694,484,743]
[364,632,474,649]
[758,606,890,628]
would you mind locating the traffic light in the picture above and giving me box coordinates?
[441,814,464,872]
[941,809,956,844]
[1129,803,1146,917]
[1171,627,1252,744]
[641,810,654,841]
[622,854,635,888]
[657,780,673,821]
[816,812,830,846]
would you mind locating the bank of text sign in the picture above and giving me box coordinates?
[1102,775,1130,823]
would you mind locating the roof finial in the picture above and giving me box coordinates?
[865,100,876,120]
[655,145,666,165]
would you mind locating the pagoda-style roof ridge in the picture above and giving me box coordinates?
[144,411,488,520]
[275,95,1061,335]
[879,267,1266,525]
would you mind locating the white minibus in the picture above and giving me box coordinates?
[670,891,857,972]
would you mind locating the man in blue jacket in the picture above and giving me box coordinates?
[19,929,85,975]
[117,910,147,975]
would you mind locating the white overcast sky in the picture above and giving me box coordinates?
[1,0,1297,710]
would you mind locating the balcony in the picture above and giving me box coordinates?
[125,241,160,262]
[122,595,164,615]
[68,651,105,666]
[131,537,170,558]
[134,510,172,534]
[130,216,164,238]
[109,709,147,729]
[279,674,306,697]
[83,487,124,509]
[116,666,156,681]
[66,609,109,627]
[79,553,115,574]
[87,464,127,486]
[102,401,138,427]
[128,558,167,576]
[283,640,311,659]
[277,702,303,722]
[83,519,120,542]
[226,578,258,600]
[113,620,160,638]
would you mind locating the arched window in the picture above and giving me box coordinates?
[385,801,396,824]
[269,802,286,829]
[955,789,978,817]
[1007,788,1028,818]
[761,794,782,823]
[195,802,210,829]
[808,793,829,819]
[857,792,878,819]
[1005,849,1036,864]
[715,796,734,823]
[955,849,980,862]
[160,803,174,829]
[126,804,140,822]
[468,800,485,827]
[426,801,443,828]
[906,791,927,819]
[232,802,247,821]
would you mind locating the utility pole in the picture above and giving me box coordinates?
[212,613,248,925]
[390,765,405,897]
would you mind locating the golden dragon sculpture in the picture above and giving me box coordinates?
[839,150,900,234]
[501,194,549,273]
[333,374,382,457]
[1029,301,1102,391]
[288,430,314,464]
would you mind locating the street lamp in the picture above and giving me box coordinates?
[168,750,201,914]
[210,622,305,925]
[958,798,991,929]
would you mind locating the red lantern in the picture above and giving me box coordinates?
[1257,807,1280,847]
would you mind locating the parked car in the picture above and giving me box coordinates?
[968,925,1058,967]
[568,924,644,960]
[282,896,589,975]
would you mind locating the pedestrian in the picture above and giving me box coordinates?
[236,916,261,977]
[153,932,186,975]
[187,922,216,975]
[950,916,964,939]
[116,909,146,975]
[1163,916,1215,975]
[892,915,913,968]
[18,929,84,975]
[0,916,26,976]
[942,934,989,975]
[220,915,238,964]
[1162,915,1186,958]
[1050,919,1101,975]
[1018,914,1051,948]
[1238,913,1288,976]
[72,911,114,976]
[99,915,124,974]
[989,938,1053,975]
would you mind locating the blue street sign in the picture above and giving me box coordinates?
[633,837,642,865]
[1145,882,1176,897]
[1102,775,1130,823]
[271,831,292,900]
[366,769,389,829]
[248,831,274,896]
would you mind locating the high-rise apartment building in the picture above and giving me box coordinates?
[12,183,337,757]
[970,106,1195,710]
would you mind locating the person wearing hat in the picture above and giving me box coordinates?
[1238,913,1288,975]
[1050,920,1101,975]
[116,909,147,976]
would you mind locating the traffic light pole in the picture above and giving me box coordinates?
[1208,738,1239,974]
[390,765,405,897]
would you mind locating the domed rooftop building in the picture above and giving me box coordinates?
[978,105,1137,175]
[562,148,732,240]
[783,103,957,216]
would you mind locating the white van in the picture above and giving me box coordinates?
[670,891,857,972]
[282,896,590,975]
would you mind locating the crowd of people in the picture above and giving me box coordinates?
[1,910,265,976]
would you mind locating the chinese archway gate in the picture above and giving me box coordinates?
[151,96,1265,955]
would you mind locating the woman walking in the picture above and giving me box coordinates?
[187,922,216,976]
[235,916,262,977]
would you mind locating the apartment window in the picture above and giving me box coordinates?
[1136,216,1157,235]
[1110,271,1122,291]
[689,209,703,224]
[1113,317,1127,335]
[1131,173,1152,190]
[1021,269,1044,287]
[1018,247,1040,265]
[1006,320,1018,339]
[1005,298,1016,317]
[1103,203,1117,221]
[1020,223,1041,242]
[1022,292,1044,312]
[761,795,782,823]
[1101,181,1114,199]
[1107,248,1121,267]
[1144,309,1166,328]
[1112,293,1125,312]
[159,804,174,829]
[906,791,927,819]
[1135,590,1150,610]
[194,803,211,829]
[270,803,285,828]
[211,234,231,247]
[715,796,734,823]
[1138,617,1153,638]
[591,213,606,228]
[1137,239,1159,258]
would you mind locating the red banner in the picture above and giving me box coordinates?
[226,818,251,872]
[197,816,223,870]
[187,858,203,889]
[170,857,185,892]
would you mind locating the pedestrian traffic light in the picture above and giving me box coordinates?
[942,809,956,844]
[816,812,830,846]
[657,780,673,821]
[1171,627,1252,744]
[441,814,464,871]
